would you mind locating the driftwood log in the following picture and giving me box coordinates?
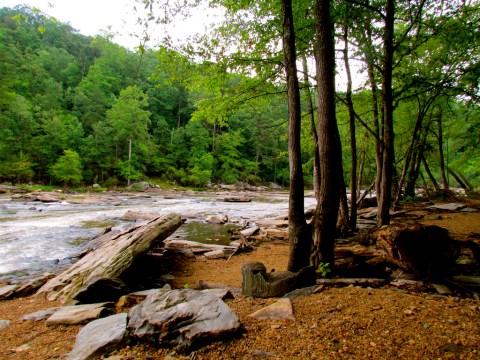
[37,213,184,304]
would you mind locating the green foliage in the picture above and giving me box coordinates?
[316,263,331,278]
[49,149,83,186]
[1,3,479,192]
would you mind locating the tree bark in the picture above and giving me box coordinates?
[377,0,395,226]
[301,55,321,198]
[342,19,357,229]
[310,0,343,268]
[422,156,440,192]
[281,0,311,272]
[437,113,449,189]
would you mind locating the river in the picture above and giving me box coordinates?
[0,191,316,282]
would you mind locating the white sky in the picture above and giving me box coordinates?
[1,0,215,50]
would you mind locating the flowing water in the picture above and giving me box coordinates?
[0,192,316,282]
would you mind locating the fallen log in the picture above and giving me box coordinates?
[316,278,389,287]
[222,196,252,202]
[37,213,184,304]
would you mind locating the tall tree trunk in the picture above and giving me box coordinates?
[362,8,383,217]
[422,156,440,192]
[357,148,366,199]
[301,55,321,198]
[437,113,449,189]
[281,0,311,272]
[378,0,395,226]
[342,19,357,229]
[310,0,343,268]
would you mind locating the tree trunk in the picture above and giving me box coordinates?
[281,0,311,272]
[378,0,395,226]
[422,156,440,192]
[362,10,383,220]
[310,0,343,268]
[437,113,449,189]
[342,20,357,229]
[301,55,321,198]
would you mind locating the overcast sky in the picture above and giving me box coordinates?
[2,0,215,49]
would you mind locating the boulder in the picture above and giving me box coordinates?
[37,214,184,304]
[128,181,151,190]
[127,289,241,353]
[46,302,115,326]
[241,262,316,298]
[67,313,128,360]
[206,215,228,224]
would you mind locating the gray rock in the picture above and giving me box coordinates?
[20,307,60,322]
[0,319,11,329]
[283,285,324,299]
[46,302,115,326]
[127,289,240,353]
[427,203,466,211]
[203,249,226,259]
[206,214,228,224]
[240,226,260,237]
[128,181,151,190]
[67,313,128,360]
[13,273,55,298]
[0,284,17,300]
[248,298,295,321]
[200,288,234,300]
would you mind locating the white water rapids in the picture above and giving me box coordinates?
[0,192,316,282]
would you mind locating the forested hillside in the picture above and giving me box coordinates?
[0,4,478,192]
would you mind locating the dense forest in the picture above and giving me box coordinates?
[0,2,478,196]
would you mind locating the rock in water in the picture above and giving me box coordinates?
[127,289,241,353]
[36,213,184,304]
[67,313,127,360]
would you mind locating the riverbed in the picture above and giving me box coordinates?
[0,191,316,282]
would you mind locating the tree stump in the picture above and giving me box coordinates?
[376,223,460,279]
[241,262,316,298]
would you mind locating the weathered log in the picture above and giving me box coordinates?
[222,196,252,202]
[37,213,184,304]
[316,278,389,287]
[376,222,460,279]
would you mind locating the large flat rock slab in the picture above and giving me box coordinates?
[67,313,128,360]
[46,302,114,326]
[127,289,240,353]
[36,213,184,304]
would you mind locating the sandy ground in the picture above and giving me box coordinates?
[0,198,479,359]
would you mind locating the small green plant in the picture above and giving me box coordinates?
[183,283,190,289]
[316,262,331,278]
